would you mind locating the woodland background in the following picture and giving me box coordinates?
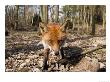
[5,5,106,35]
[5,5,106,72]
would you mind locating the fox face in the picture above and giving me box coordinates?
[39,23,67,55]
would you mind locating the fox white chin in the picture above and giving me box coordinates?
[42,41,61,55]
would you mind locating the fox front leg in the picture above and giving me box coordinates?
[42,48,50,71]
[59,47,65,59]
[55,47,65,70]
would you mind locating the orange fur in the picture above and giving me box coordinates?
[41,23,66,53]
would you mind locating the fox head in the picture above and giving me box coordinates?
[39,22,67,55]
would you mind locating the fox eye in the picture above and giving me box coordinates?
[48,40,52,43]
[58,40,63,43]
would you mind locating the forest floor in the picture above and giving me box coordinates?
[5,31,106,72]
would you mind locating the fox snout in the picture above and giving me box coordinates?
[50,44,60,55]
[52,48,60,55]
[51,49,59,55]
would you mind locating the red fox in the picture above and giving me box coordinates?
[39,21,67,70]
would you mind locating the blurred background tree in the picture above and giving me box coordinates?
[5,5,106,35]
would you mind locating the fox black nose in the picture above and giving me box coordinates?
[55,51,59,55]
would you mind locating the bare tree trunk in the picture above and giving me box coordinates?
[91,6,96,35]
[80,6,83,34]
[54,5,59,23]
[77,5,80,33]
[83,5,86,33]
[102,6,106,29]
[86,6,90,34]
[5,5,8,30]
[50,5,55,22]
[24,5,28,26]
[40,5,48,24]
[15,5,19,30]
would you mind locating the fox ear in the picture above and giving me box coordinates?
[39,22,48,34]
[60,19,69,32]
[60,22,67,32]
